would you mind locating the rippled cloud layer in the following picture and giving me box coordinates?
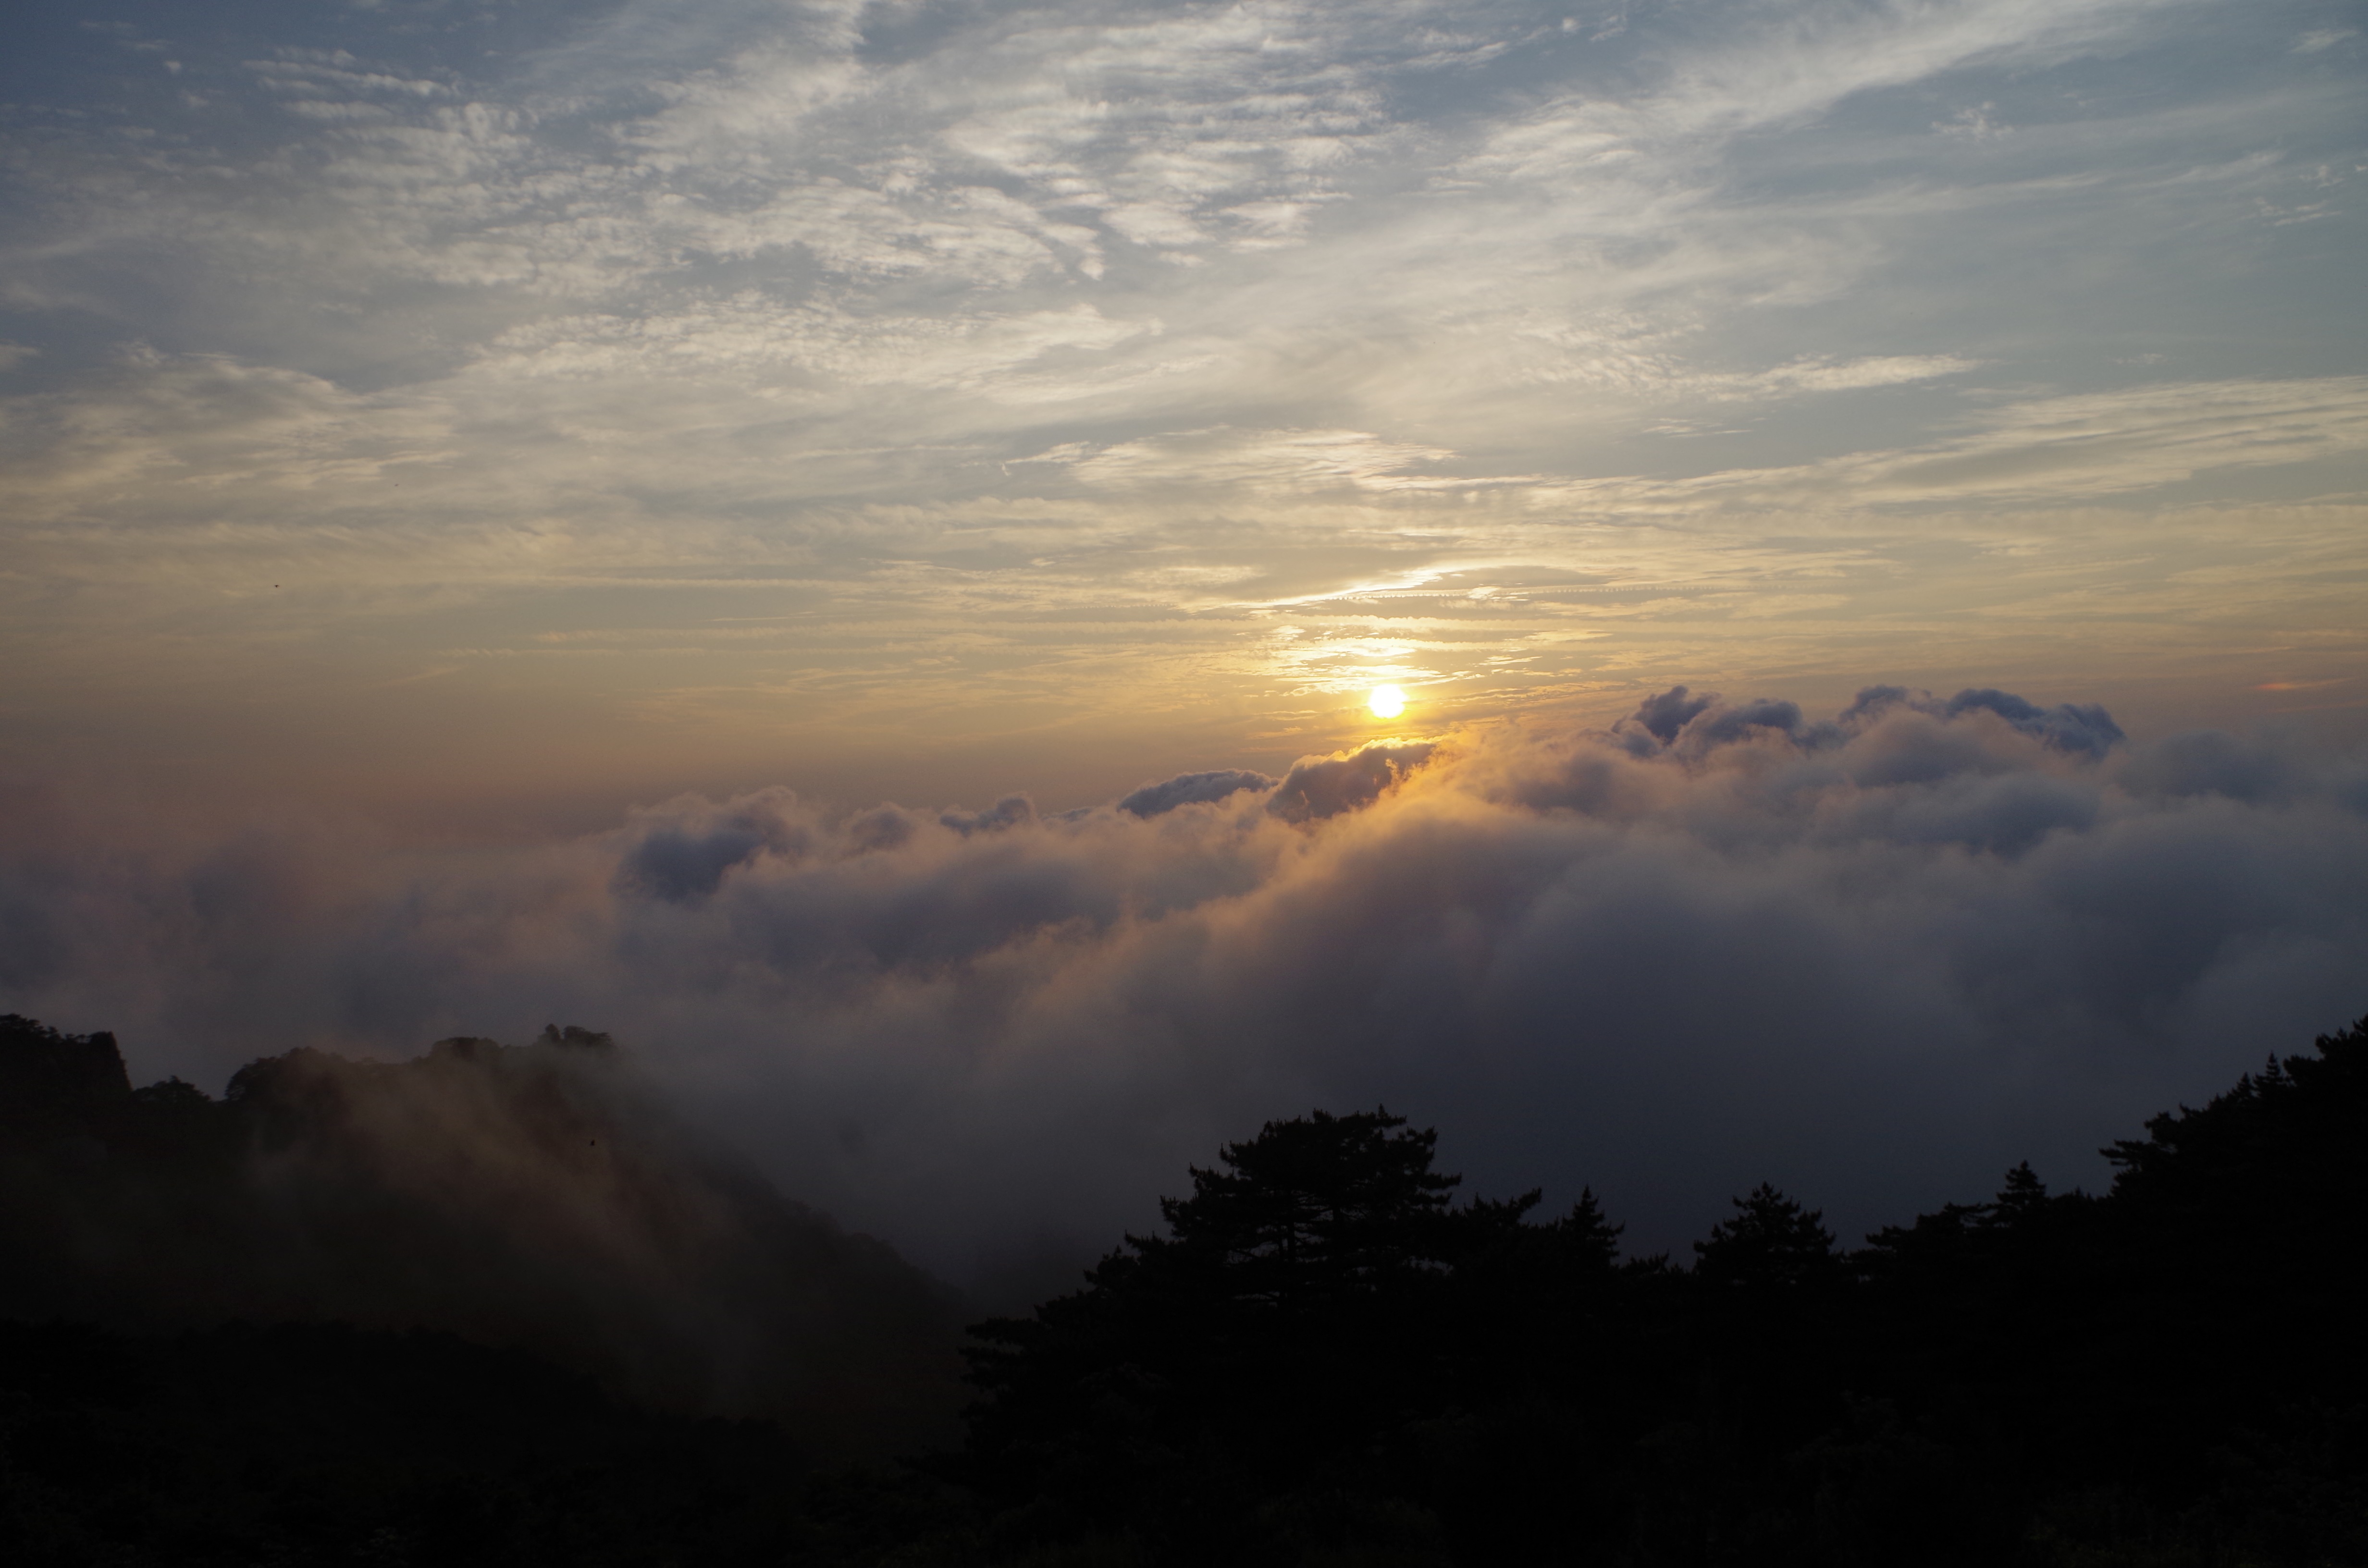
[1,0,2362,808]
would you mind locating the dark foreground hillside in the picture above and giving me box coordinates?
[0,1017,965,1457]
[3,1014,2365,1566]
[0,1319,967,1568]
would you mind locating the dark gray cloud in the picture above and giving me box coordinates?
[1678,697,1819,754]
[615,789,813,903]
[1621,684,2125,767]
[2,687,2364,1300]
[939,795,1037,836]
[1268,742,1437,822]
[1943,689,2127,760]
[1119,769,1278,818]
[1628,685,1721,744]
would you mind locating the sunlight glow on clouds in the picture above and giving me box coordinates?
[0,0,2362,804]
[1,0,2363,1279]
[5,687,2363,1281]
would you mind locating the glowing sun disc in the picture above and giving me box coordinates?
[1369,686,1406,719]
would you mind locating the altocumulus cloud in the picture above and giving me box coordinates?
[3,687,2365,1291]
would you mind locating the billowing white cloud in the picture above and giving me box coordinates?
[5,690,2362,1296]
[0,2,2361,1277]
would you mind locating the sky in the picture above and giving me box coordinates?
[3,0,2366,1291]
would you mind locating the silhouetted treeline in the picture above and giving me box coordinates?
[3,1013,2365,1565]
[961,1018,2368,1565]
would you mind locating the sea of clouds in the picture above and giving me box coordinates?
[5,686,2366,1296]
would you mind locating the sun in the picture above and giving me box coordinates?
[1368,685,1406,719]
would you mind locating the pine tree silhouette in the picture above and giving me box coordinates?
[1692,1182,1841,1289]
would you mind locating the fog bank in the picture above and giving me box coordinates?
[4,686,2364,1293]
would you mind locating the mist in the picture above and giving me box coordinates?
[0,1017,965,1456]
[4,685,2364,1296]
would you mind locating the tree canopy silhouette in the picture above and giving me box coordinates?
[959,1016,2368,1567]
[1692,1181,1841,1290]
[7,1012,2367,1566]
[1155,1107,1465,1287]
